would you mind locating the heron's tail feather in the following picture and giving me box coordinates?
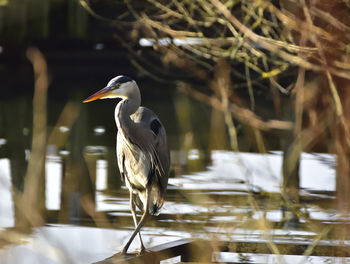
[136,187,164,216]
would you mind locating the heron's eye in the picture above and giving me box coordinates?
[113,83,121,89]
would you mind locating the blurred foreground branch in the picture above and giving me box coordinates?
[16,47,48,229]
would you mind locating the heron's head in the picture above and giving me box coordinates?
[83,75,138,103]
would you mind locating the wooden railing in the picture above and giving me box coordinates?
[94,238,350,263]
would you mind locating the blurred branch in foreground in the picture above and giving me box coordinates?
[15,47,48,230]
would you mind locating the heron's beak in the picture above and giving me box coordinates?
[83,86,112,103]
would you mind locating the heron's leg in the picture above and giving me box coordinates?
[129,192,145,251]
[122,187,150,254]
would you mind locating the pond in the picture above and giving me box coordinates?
[0,145,344,263]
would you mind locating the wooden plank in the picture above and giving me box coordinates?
[220,240,350,257]
[94,238,350,264]
[94,238,195,264]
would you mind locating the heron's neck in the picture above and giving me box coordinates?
[114,95,141,131]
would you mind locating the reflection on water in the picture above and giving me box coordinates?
[0,149,347,263]
[0,159,14,228]
[46,156,62,210]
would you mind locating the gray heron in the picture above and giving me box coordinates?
[83,75,170,254]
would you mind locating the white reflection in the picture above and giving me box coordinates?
[160,256,180,264]
[59,126,69,133]
[94,126,105,135]
[85,146,107,155]
[58,150,69,156]
[24,149,30,161]
[169,151,336,193]
[139,37,203,47]
[0,138,7,146]
[94,43,104,50]
[23,127,30,136]
[96,160,107,191]
[139,38,171,47]
[187,149,200,160]
[300,153,335,191]
[45,156,62,210]
[0,158,14,227]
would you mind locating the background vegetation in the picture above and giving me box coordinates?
[1,0,350,261]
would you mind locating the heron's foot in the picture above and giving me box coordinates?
[135,247,150,255]
[111,250,133,260]
[117,247,132,256]
[114,247,148,257]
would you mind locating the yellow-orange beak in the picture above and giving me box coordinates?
[83,86,112,103]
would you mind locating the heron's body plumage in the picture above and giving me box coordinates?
[116,105,170,215]
[84,75,170,254]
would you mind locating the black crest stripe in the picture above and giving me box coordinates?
[117,76,132,84]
